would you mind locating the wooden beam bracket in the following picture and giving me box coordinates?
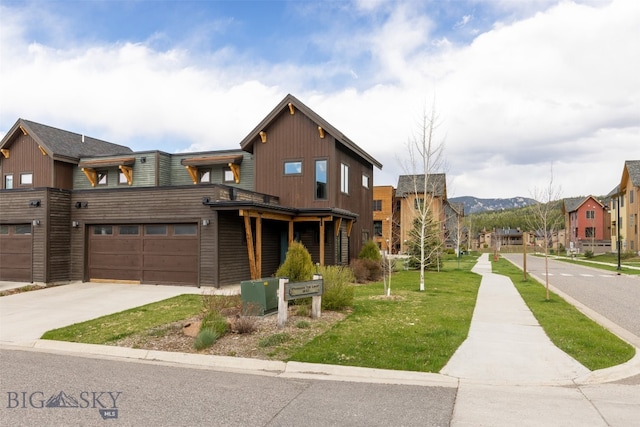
[229,163,240,184]
[185,165,198,184]
[119,165,133,186]
[81,167,97,187]
[0,148,8,159]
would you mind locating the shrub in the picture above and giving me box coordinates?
[276,241,314,282]
[194,328,218,350]
[349,259,369,283]
[318,265,354,310]
[359,240,382,261]
[202,292,241,315]
[258,333,290,348]
[584,249,594,259]
[233,315,258,334]
[200,311,229,337]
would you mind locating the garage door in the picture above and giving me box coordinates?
[0,224,32,282]
[88,224,198,286]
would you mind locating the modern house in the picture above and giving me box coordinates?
[0,94,382,286]
[394,174,448,254]
[372,185,400,254]
[562,195,611,254]
[612,160,640,255]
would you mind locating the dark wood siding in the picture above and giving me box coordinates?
[1,133,55,189]
[217,211,251,285]
[46,189,71,282]
[53,161,74,189]
[252,110,334,207]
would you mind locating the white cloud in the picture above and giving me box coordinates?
[1,0,638,199]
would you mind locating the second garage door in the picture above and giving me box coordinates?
[88,224,198,286]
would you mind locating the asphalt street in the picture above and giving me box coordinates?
[502,253,640,346]
[0,349,456,427]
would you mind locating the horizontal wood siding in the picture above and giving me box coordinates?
[54,162,74,190]
[73,154,156,189]
[252,110,333,207]
[46,189,71,282]
[170,151,255,191]
[261,219,285,277]
[158,152,172,186]
[1,133,54,189]
[217,211,251,284]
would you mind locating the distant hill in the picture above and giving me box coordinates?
[449,196,537,214]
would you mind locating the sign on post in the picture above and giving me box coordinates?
[277,275,323,328]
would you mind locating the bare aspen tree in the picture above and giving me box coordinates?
[527,166,563,300]
[401,104,446,291]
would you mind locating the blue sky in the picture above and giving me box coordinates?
[1,0,638,198]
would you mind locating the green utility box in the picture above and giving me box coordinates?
[240,278,280,316]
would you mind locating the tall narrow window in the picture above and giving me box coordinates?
[362,174,369,188]
[340,163,349,194]
[586,210,595,219]
[315,159,327,199]
[4,174,13,189]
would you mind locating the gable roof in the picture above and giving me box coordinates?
[562,195,603,214]
[395,174,447,198]
[1,119,132,163]
[622,160,640,187]
[239,94,382,170]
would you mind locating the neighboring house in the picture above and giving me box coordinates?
[395,174,447,254]
[618,160,640,254]
[0,94,382,286]
[443,201,465,252]
[372,185,400,254]
[562,195,611,254]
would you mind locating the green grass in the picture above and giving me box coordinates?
[289,258,481,372]
[493,258,635,370]
[550,253,640,275]
[41,294,203,343]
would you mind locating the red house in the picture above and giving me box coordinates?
[562,196,611,254]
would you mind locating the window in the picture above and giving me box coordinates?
[372,200,382,211]
[361,230,369,243]
[621,195,625,207]
[93,225,113,235]
[4,174,13,189]
[362,174,369,189]
[315,160,327,200]
[340,163,349,194]
[0,225,8,234]
[20,173,33,185]
[374,221,383,236]
[631,190,635,204]
[586,210,595,219]
[284,161,302,175]
[145,225,167,235]
[119,225,139,235]
[15,224,32,234]
[97,171,108,185]
[223,167,235,183]
[174,224,197,235]
[585,227,595,238]
[199,169,211,183]
[414,198,425,209]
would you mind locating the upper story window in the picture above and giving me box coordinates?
[340,163,349,194]
[362,174,370,189]
[4,174,13,189]
[315,159,327,200]
[199,169,211,183]
[586,210,595,219]
[223,167,235,183]
[118,170,128,185]
[631,190,635,204]
[20,172,33,186]
[373,200,382,211]
[284,161,302,175]
[97,171,108,186]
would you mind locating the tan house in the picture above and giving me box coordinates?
[372,185,400,254]
[617,160,640,254]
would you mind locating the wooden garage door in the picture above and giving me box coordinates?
[88,224,198,286]
[0,224,32,282]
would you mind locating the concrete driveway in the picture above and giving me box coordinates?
[0,282,238,344]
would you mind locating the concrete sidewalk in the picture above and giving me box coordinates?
[440,253,590,385]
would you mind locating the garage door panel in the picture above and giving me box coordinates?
[90,238,142,254]
[0,230,32,282]
[143,270,198,285]
[1,238,31,254]
[143,255,198,272]
[90,268,141,282]
[90,253,142,269]
[143,239,197,255]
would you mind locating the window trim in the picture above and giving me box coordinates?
[362,174,370,189]
[340,163,349,194]
[223,167,235,183]
[315,159,328,200]
[199,168,212,184]
[4,173,13,189]
[97,171,108,186]
[20,172,33,186]
[284,160,303,175]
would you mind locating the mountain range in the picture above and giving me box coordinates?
[449,196,538,214]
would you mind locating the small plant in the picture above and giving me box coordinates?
[200,311,229,337]
[349,258,382,282]
[276,241,314,282]
[295,320,310,329]
[202,292,241,315]
[295,304,310,316]
[194,328,218,350]
[258,333,290,348]
[233,304,260,335]
[318,265,354,310]
[584,249,594,259]
[358,240,382,261]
